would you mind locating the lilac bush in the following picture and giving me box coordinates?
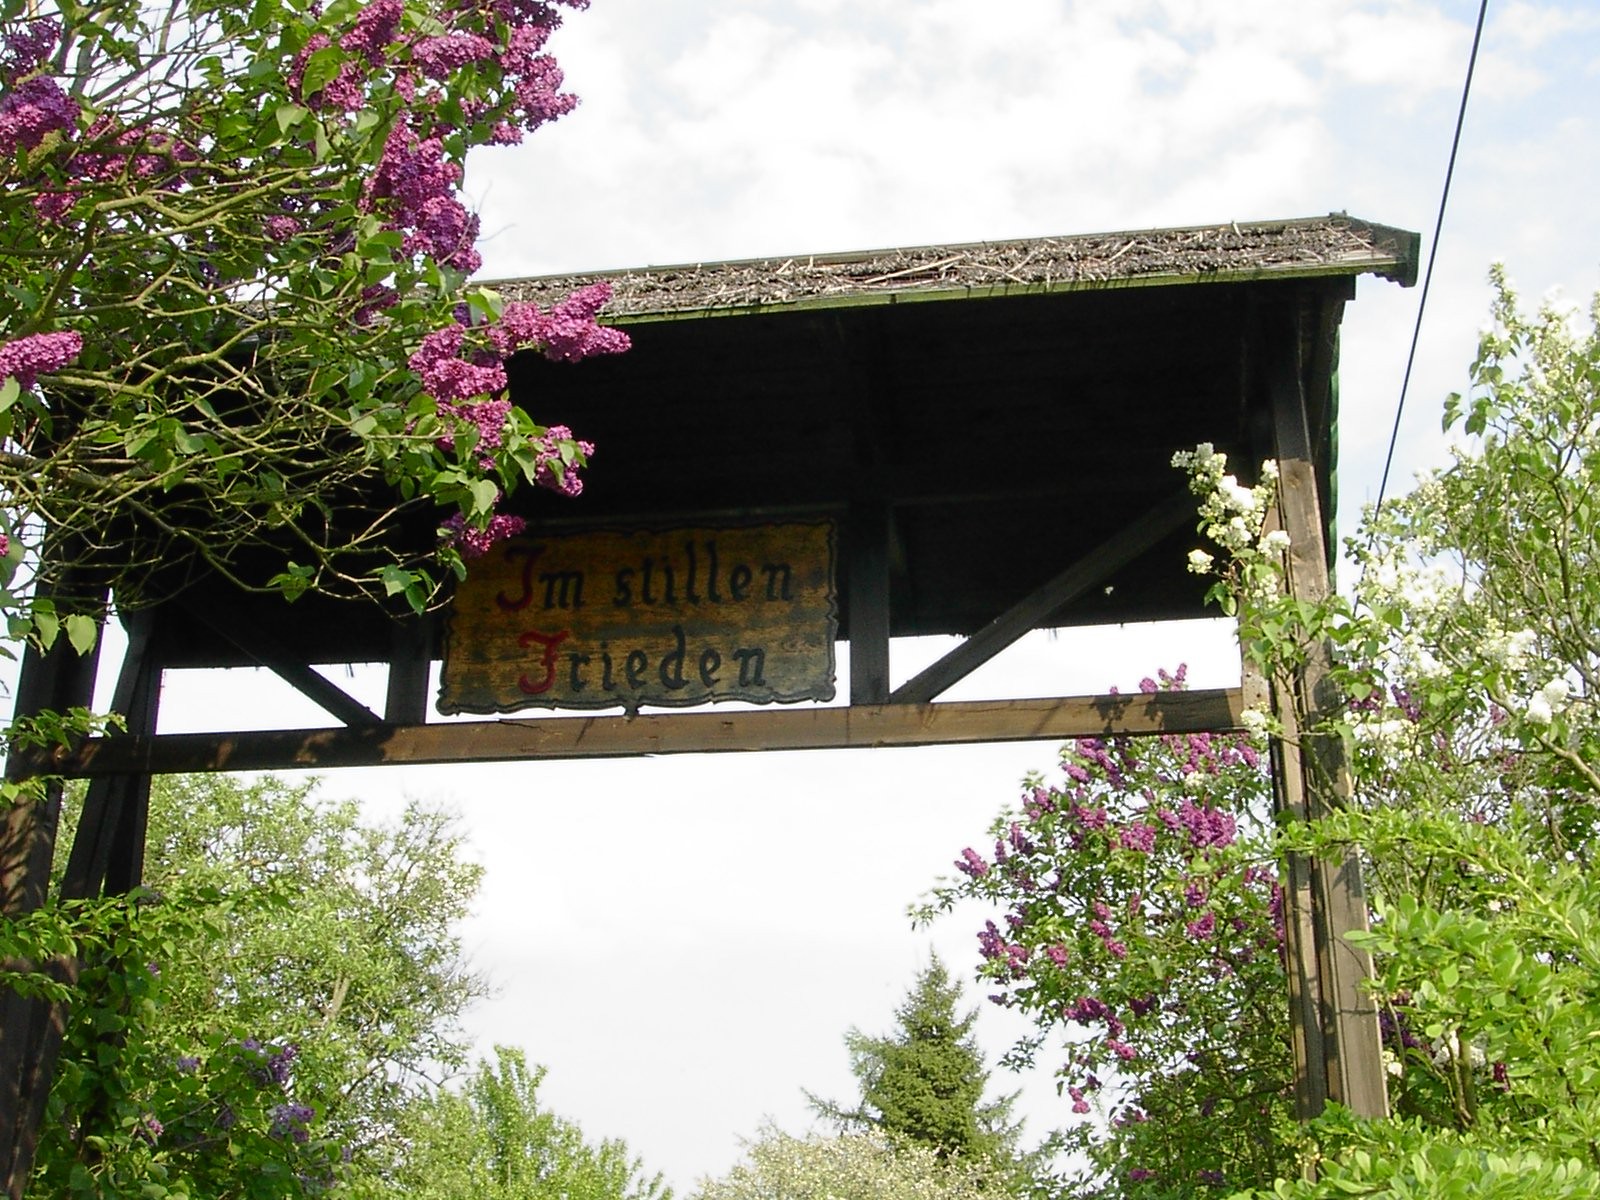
[0,0,626,636]
[922,670,1295,1195]
[32,893,351,1199]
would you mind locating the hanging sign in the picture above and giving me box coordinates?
[439,520,838,714]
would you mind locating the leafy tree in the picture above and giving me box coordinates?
[35,774,490,1196]
[147,776,487,1150]
[29,887,355,1200]
[370,1046,670,1200]
[693,1126,1011,1200]
[930,270,1600,1197]
[809,956,1025,1172]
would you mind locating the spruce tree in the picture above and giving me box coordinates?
[810,955,1023,1166]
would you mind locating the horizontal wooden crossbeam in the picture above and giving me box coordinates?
[27,689,1243,777]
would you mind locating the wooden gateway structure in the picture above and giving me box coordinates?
[2,213,1418,1186]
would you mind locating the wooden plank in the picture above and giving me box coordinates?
[848,501,892,705]
[62,610,161,899]
[33,689,1245,778]
[889,490,1196,704]
[385,617,433,725]
[1266,310,1389,1121]
[175,596,385,730]
[439,521,839,714]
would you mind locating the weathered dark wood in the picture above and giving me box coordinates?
[848,501,892,705]
[1270,679,1333,1121]
[176,596,384,729]
[1265,310,1389,1121]
[0,577,105,1200]
[33,689,1244,777]
[889,491,1196,704]
[62,610,162,899]
[385,617,433,725]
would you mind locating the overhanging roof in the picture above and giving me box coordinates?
[144,214,1417,673]
[491,214,1418,320]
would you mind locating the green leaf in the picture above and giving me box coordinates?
[297,46,344,98]
[32,605,59,650]
[65,614,99,656]
[468,478,500,517]
[380,564,414,598]
[274,102,310,134]
[0,375,19,412]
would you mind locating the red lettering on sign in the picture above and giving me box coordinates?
[517,629,571,694]
[497,545,547,612]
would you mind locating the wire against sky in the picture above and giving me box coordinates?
[1373,0,1491,513]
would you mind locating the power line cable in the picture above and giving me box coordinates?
[1373,0,1490,512]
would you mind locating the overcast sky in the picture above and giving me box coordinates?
[74,0,1600,1192]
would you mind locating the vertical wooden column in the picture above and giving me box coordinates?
[385,614,434,725]
[61,609,163,899]
[848,499,892,706]
[1264,301,1389,1121]
[0,575,106,1199]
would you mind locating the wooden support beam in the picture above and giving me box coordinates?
[62,610,162,899]
[889,491,1195,704]
[32,689,1245,778]
[384,616,433,725]
[848,500,892,705]
[0,573,105,1200]
[177,596,384,729]
[1265,305,1389,1121]
[1270,678,1333,1120]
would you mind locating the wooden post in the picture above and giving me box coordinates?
[848,499,893,706]
[1264,299,1389,1120]
[61,610,163,899]
[385,615,434,725]
[0,575,106,1199]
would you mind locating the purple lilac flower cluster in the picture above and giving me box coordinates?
[490,284,632,362]
[409,325,508,404]
[0,330,83,390]
[525,424,595,497]
[341,0,404,61]
[270,1101,316,1144]
[0,75,76,155]
[1,15,59,78]
[14,71,201,220]
[441,510,526,557]
[365,121,481,272]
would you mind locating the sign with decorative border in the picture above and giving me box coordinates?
[439,520,838,714]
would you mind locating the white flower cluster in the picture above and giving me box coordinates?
[1356,548,1458,620]
[1349,543,1467,684]
[1524,677,1570,725]
[1239,707,1270,737]
[1350,714,1413,750]
[1485,628,1539,672]
[1171,443,1281,556]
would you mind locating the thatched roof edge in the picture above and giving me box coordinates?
[486,214,1419,322]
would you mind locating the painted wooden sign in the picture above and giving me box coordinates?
[439,520,838,714]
